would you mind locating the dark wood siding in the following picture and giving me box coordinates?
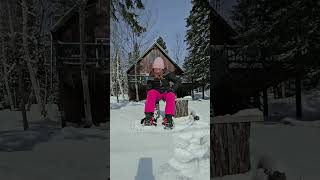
[52,0,109,125]
[127,44,187,101]
[128,47,177,75]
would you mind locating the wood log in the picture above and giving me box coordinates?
[175,99,188,118]
[211,122,251,177]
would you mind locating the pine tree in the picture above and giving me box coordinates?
[184,0,210,84]
[111,0,146,35]
[231,0,320,88]
[156,36,168,54]
[232,0,320,62]
[132,42,140,63]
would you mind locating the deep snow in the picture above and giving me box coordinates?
[1,88,319,180]
[0,108,109,180]
[110,92,210,180]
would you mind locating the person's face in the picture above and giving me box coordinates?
[153,68,162,76]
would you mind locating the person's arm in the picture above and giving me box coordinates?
[146,76,154,91]
[164,72,181,92]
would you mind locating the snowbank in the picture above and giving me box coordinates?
[111,96,210,179]
[0,114,108,180]
[158,130,210,180]
[269,89,320,121]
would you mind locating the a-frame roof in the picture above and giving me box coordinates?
[51,5,78,33]
[50,0,96,33]
[126,41,184,74]
[211,7,238,37]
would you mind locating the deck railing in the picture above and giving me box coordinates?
[127,75,148,84]
[212,45,282,63]
[55,41,109,65]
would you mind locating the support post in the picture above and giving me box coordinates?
[79,1,92,126]
[263,89,268,118]
[295,75,302,119]
[202,84,205,99]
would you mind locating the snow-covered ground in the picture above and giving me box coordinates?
[215,88,320,180]
[0,107,108,180]
[1,87,319,180]
[110,92,210,180]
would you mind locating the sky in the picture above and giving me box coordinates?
[142,0,193,66]
[141,0,237,66]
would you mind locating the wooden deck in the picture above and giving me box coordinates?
[55,41,109,66]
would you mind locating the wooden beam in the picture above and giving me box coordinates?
[202,85,205,99]
[79,0,92,126]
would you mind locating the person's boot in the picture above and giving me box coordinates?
[162,114,174,129]
[141,112,157,126]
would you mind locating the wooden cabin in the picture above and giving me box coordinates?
[126,42,202,101]
[50,0,109,127]
[210,6,304,118]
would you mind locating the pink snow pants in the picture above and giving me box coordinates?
[144,89,176,115]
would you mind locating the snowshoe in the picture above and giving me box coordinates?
[141,112,157,126]
[162,114,174,129]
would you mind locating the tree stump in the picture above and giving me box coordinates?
[211,122,251,177]
[175,99,188,118]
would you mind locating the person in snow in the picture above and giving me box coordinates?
[142,56,181,128]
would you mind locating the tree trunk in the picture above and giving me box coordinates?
[110,81,114,96]
[202,85,205,99]
[2,1,15,110]
[175,99,188,118]
[191,90,194,99]
[116,82,119,103]
[281,81,286,98]
[110,69,114,96]
[263,89,268,118]
[3,65,15,110]
[212,123,251,177]
[79,0,93,126]
[110,55,115,96]
[134,64,139,101]
[116,50,124,98]
[18,59,29,130]
[44,65,48,104]
[1,43,14,110]
[22,0,46,118]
